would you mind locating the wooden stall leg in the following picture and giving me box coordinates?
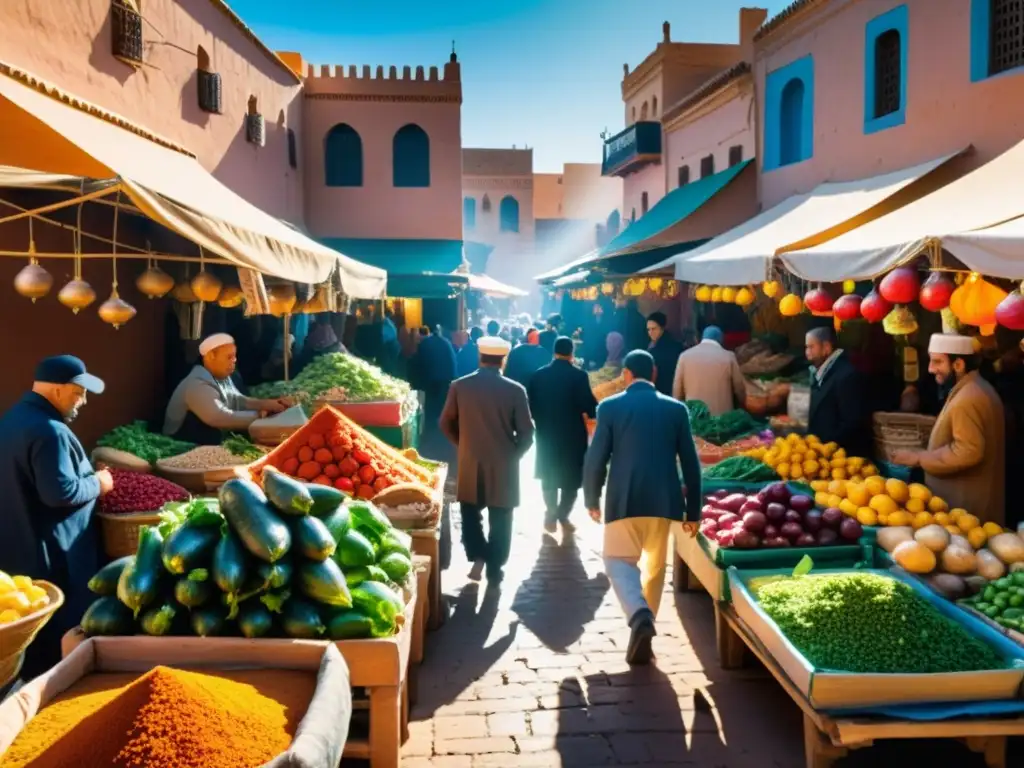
[401,680,410,743]
[369,685,401,768]
[965,736,1007,768]
[715,607,746,669]
[802,714,847,768]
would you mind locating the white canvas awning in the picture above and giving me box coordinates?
[644,152,958,285]
[0,63,386,298]
[467,273,529,298]
[784,139,1024,281]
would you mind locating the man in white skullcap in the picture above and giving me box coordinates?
[162,333,289,445]
[892,333,1005,525]
[440,336,534,585]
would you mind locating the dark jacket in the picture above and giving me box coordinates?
[527,359,598,490]
[413,334,457,388]
[583,381,702,524]
[808,353,870,457]
[440,368,535,508]
[504,343,552,390]
[455,341,480,378]
[649,335,684,396]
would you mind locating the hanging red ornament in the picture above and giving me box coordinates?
[803,287,835,315]
[860,288,892,323]
[878,267,920,305]
[918,271,955,312]
[995,291,1024,330]
[833,294,862,322]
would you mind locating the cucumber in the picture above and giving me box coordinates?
[263,467,314,515]
[297,559,352,608]
[174,576,214,608]
[281,598,326,639]
[140,600,178,636]
[81,596,135,636]
[306,484,345,517]
[325,609,375,640]
[320,505,351,542]
[378,552,413,585]
[333,529,376,568]
[218,478,291,563]
[257,559,293,590]
[351,580,405,630]
[162,520,220,575]
[344,565,389,589]
[237,601,274,639]
[378,529,412,559]
[347,500,391,539]
[291,516,336,562]
[117,526,165,617]
[212,529,248,596]
[87,556,133,596]
[191,605,230,637]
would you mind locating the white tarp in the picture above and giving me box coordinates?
[644,153,957,286]
[467,272,528,297]
[784,139,1024,281]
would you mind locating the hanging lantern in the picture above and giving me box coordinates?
[882,306,918,336]
[217,286,245,309]
[135,264,174,299]
[600,282,615,295]
[842,279,857,294]
[191,271,223,303]
[98,291,137,329]
[268,284,297,317]
[710,286,723,303]
[647,277,664,294]
[172,281,198,303]
[694,285,712,302]
[833,294,862,322]
[804,286,834,315]
[918,271,955,312]
[721,286,737,303]
[879,267,920,305]
[734,287,755,307]
[58,279,96,314]
[779,294,803,317]
[762,280,781,298]
[14,259,53,302]
[996,285,1024,330]
[664,280,680,299]
[860,288,892,323]
[950,272,1007,336]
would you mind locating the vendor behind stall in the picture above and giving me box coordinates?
[892,333,1006,525]
[162,333,289,445]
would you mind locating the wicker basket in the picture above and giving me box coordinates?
[0,580,64,688]
[873,412,936,460]
[97,510,162,559]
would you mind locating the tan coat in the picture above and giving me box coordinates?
[671,340,746,416]
[919,371,1005,525]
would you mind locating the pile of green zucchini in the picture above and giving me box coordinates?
[81,469,414,641]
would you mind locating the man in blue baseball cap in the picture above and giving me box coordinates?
[0,355,114,678]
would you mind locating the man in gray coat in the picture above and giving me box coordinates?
[671,326,746,415]
[440,336,535,585]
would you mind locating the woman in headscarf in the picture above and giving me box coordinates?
[605,331,625,370]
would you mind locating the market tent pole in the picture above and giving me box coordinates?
[0,184,119,225]
[283,313,291,383]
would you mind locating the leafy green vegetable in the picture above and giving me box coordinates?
[222,434,264,462]
[686,401,766,444]
[96,421,195,463]
[249,352,410,405]
[702,456,779,482]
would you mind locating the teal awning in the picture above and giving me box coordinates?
[537,241,709,285]
[386,272,469,299]
[600,159,752,257]
[319,238,465,274]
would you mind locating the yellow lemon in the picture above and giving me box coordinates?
[0,609,20,624]
[983,522,1005,537]
[908,484,932,503]
[819,467,832,480]
[928,496,949,514]
[905,498,925,514]
[839,499,860,516]
[847,457,865,471]
[833,448,846,459]
[777,463,791,478]
[944,524,962,536]
[790,464,804,479]
[0,572,15,596]
[884,479,910,504]
[849,474,864,484]
[0,591,29,614]
[857,507,879,527]
[811,480,829,492]
[912,511,934,530]
[827,494,844,509]
[803,460,820,476]
[886,510,912,527]
[805,449,818,462]
[820,442,838,458]
[863,464,880,477]
[827,480,848,497]
[949,508,965,523]
[869,495,898,516]
[864,476,886,497]
[830,457,847,469]
[831,468,848,480]
[23,585,47,604]
[878,513,890,526]
[958,513,981,532]
[779,293,803,316]
[815,492,832,508]
[967,527,989,550]
[846,483,870,507]
[933,511,951,527]
[12,576,32,591]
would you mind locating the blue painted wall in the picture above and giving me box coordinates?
[864,4,909,134]
[463,197,476,229]
[764,55,815,171]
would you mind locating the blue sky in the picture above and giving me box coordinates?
[231,0,788,172]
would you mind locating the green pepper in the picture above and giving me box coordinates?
[1014,572,1024,587]
[985,605,1002,619]
[984,586,998,602]
[994,594,1010,610]
[997,578,1013,591]
[1010,594,1023,608]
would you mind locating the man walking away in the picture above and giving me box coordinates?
[505,328,552,389]
[584,350,702,665]
[413,325,457,425]
[646,312,683,396]
[806,326,870,458]
[672,326,746,415]
[528,337,598,535]
[538,314,562,352]
[441,337,534,585]
[456,326,484,378]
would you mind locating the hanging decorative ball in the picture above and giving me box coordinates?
[918,272,955,312]
[762,280,782,298]
[721,286,738,303]
[860,288,892,323]
[135,266,174,299]
[647,277,664,294]
[58,279,96,314]
[98,292,137,329]
[14,260,54,302]
[779,294,803,317]
[734,287,755,307]
[833,294,863,322]
[664,281,680,299]
[996,291,1024,330]
[303,292,329,314]
[879,267,921,305]
[882,306,918,336]
[190,270,224,303]
[172,281,198,303]
[950,272,1007,336]
[217,286,245,309]
[268,284,297,317]
[804,287,835,315]
[842,279,857,295]
[694,285,712,302]
[710,286,723,303]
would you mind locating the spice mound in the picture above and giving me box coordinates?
[160,445,255,471]
[0,666,315,767]
[100,469,190,514]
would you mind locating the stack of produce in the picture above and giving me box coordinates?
[250,353,410,407]
[743,433,877,483]
[159,437,266,472]
[702,456,779,483]
[687,401,767,445]
[0,571,53,624]
[96,421,195,464]
[959,573,1024,631]
[749,571,1007,674]
[82,470,414,641]
[99,469,189,515]
[700,482,863,550]
[0,665,315,767]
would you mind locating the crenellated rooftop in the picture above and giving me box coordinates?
[279,51,462,103]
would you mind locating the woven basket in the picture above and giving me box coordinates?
[873,412,936,460]
[97,510,162,559]
[0,580,63,687]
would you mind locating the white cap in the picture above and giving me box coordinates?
[199,333,235,356]
[928,333,975,356]
[478,336,511,356]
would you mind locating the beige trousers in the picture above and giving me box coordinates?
[603,517,672,620]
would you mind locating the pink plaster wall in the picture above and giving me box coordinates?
[301,59,463,242]
[756,0,1024,209]
[0,0,305,223]
[623,163,666,224]
[664,88,755,191]
[561,163,622,222]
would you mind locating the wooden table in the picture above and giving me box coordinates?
[409,526,444,630]
[720,606,1024,768]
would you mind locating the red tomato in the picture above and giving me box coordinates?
[281,457,300,475]
[357,483,375,499]
[297,446,314,463]
[334,476,355,492]
[297,461,321,480]
[312,475,332,486]
[331,446,348,462]
[338,457,359,477]
[373,476,391,492]
[307,434,326,450]
[352,449,373,465]
[313,448,334,465]
[358,465,377,485]
[323,464,340,479]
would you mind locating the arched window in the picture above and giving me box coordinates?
[392,124,430,187]
[324,124,363,187]
[499,196,519,233]
[196,45,221,113]
[247,95,258,116]
[652,96,658,116]
[197,45,210,71]
[873,29,901,118]
[481,194,492,213]
[607,210,621,236]
[287,128,297,169]
[779,78,806,167]
[640,192,649,215]
[640,101,649,120]
[463,197,476,229]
